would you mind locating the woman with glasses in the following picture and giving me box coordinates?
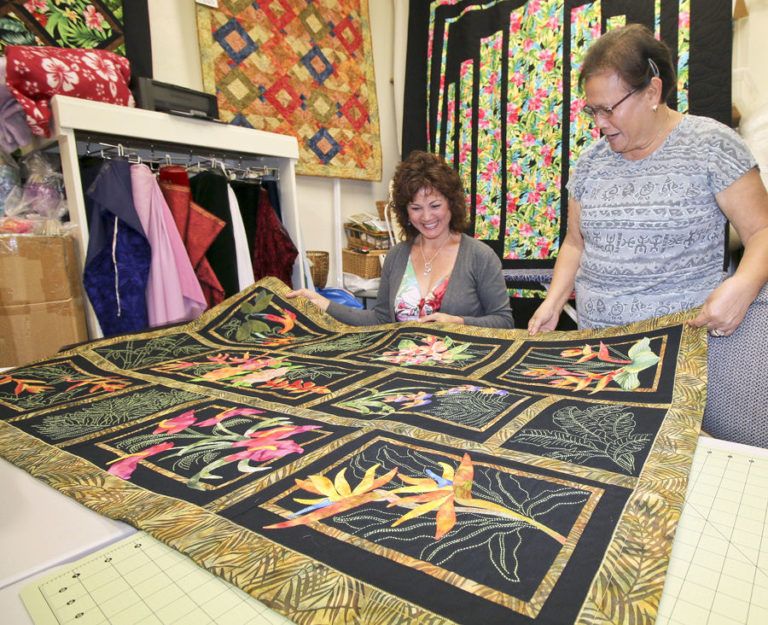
[528,23,768,338]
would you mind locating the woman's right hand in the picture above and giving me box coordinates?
[528,299,562,335]
[285,288,331,312]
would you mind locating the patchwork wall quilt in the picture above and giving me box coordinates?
[0,278,707,625]
[402,0,731,271]
[196,0,382,181]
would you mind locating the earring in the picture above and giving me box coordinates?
[652,104,658,112]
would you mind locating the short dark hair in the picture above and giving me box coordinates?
[579,23,676,103]
[390,150,468,240]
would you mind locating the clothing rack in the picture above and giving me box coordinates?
[78,137,281,180]
[50,95,305,339]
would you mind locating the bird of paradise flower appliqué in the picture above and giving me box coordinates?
[265,454,566,544]
[518,337,660,393]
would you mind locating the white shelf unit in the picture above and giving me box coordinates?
[50,95,305,339]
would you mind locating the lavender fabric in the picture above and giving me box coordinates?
[0,57,32,153]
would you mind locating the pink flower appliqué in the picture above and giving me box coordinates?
[196,407,262,428]
[107,442,175,480]
[153,410,197,434]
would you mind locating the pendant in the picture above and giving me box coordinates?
[424,262,433,276]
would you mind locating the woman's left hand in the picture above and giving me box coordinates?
[419,312,464,324]
[689,275,758,337]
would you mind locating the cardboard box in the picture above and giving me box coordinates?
[0,235,88,368]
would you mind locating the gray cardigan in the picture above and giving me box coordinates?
[328,233,514,328]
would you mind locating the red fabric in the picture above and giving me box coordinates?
[5,45,134,137]
[159,167,226,308]
[253,187,298,286]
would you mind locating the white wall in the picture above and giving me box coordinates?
[733,0,768,118]
[147,0,399,288]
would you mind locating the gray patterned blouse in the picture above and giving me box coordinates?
[567,115,757,329]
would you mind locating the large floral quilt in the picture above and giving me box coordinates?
[0,278,707,625]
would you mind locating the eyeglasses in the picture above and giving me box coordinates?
[582,88,638,120]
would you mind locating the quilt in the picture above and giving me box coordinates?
[402,0,731,271]
[196,1,382,181]
[0,277,707,625]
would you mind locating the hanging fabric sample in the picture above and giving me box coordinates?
[0,277,706,625]
[130,164,206,327]
[402,0,732,272]
[158,165,226,309]
[231,181,298,287]
[195,1,382,181]
[189,170,244,299]
[226,183,256,291]
[81,158,150,336]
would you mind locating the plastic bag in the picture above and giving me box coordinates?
[0,150,21,218]
[3,152,64,220]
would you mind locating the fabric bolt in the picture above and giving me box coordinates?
[81,158,150,336]
[393,260,449,321]
[159,166,226,308]
[130,164,206,327]
[0,57,33,153]
[4,45,134,138]
[251,186,298,287]
[226,184,255,291]
[328,234,514,329]
[190,171,240,298]
[0,277,708,625]
[568,115,756,329]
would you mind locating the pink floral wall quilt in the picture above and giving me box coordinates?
[196,0,382,181]
[402,0,731,275]
[0,277,707,624]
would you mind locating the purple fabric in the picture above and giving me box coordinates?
[82,159,150,336]
[0,57,33,153]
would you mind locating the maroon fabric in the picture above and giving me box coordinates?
[253,187,298,286]
[159,166,226,308]
[5,45,134,137]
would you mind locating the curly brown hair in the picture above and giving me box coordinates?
[390,150,468,240]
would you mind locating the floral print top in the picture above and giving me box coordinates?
[394,257,450,321]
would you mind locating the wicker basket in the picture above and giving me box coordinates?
[306,250,329,288]
[344,222,392,250]
[342,248,387,278]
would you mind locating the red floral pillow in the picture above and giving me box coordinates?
[4,45,135,138]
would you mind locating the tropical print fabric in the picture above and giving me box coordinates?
[0,0,125,53]
[394,259,449,321]
[196,0,382,181]
[403,0,730,271]
[0,277,707,625]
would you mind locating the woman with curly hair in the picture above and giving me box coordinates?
[288,150,514,328]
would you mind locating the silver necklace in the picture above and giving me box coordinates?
[420,234,451,276]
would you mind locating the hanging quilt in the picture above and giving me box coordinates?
[402,0,731,272]
[196,1,382,181]
[0,277,706,625]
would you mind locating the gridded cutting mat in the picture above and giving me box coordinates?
[20,532,294,625]
[656,437,768,625]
